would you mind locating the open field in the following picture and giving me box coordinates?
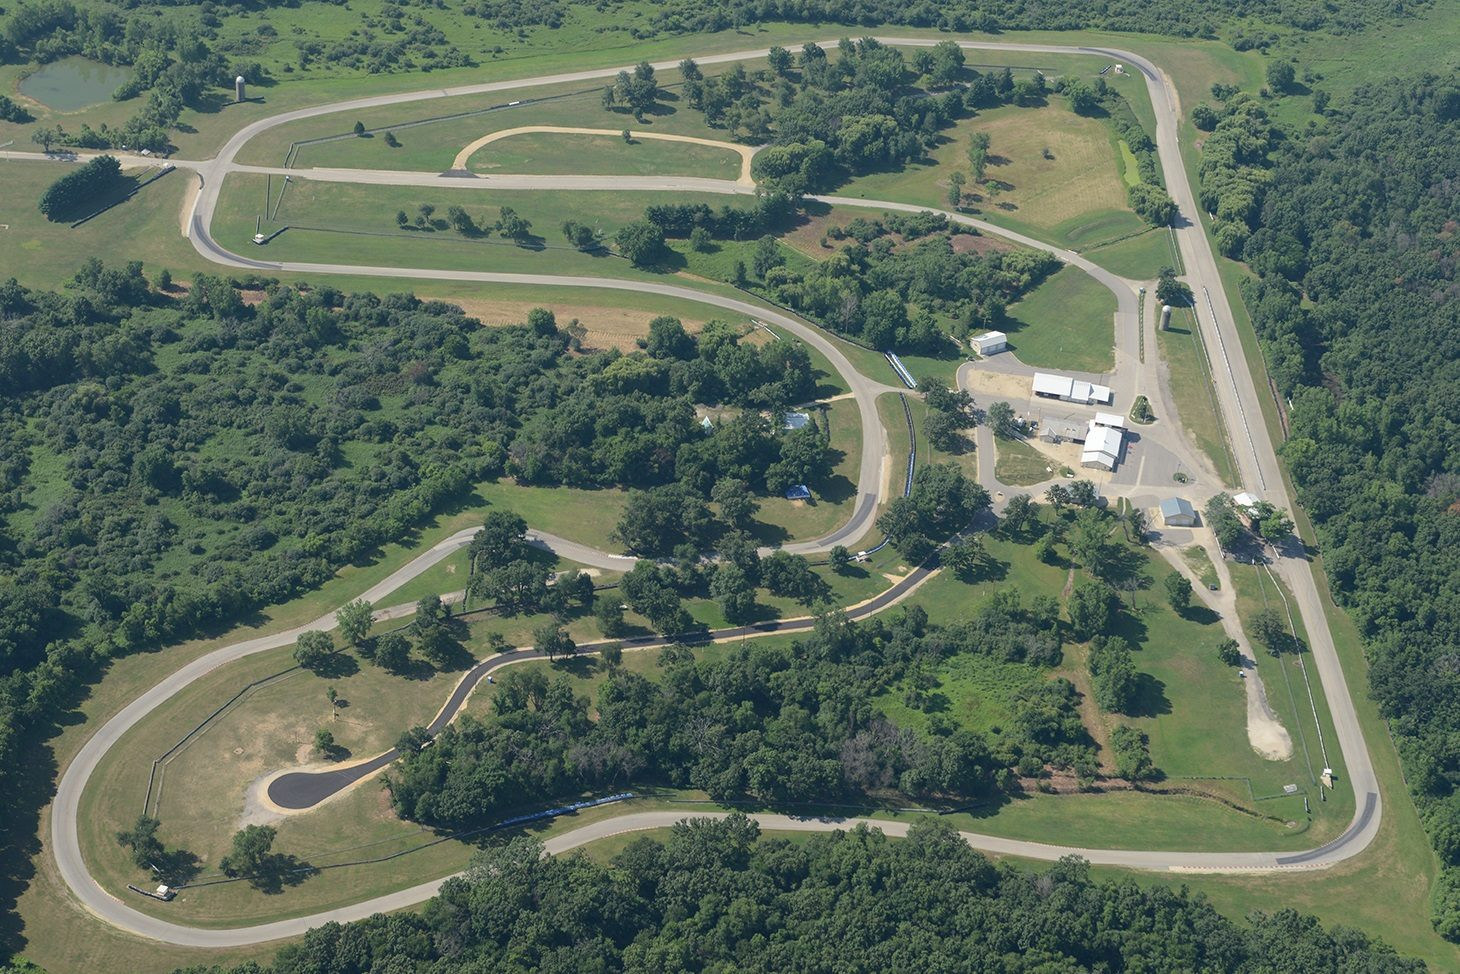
[750,398,863,544]
[840,101,1143,250]
[1003,265,1117,374]
[1085,227,1176,280]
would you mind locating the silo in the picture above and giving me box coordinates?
[235,75,247,103]
[1160,304,1172,330]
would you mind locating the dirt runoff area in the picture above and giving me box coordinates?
[433,297,717,352]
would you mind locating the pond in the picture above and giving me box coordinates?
[19,57,131,112]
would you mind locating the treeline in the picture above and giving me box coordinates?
[647,0,1423,39]
[1230,74,1460,939]
[35,153,121,220]
[386,597,1086,830]
[176,815,1422,974]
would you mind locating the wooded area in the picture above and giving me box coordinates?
[175,814,1421,973]
[1236,74,1460,938]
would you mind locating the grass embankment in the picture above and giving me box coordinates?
[1003,265,1117,374]
[1154,302,1239,487]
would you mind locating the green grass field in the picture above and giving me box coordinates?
[1002,265,1116,373]
[467,130,742,179]
[1085,227,1176,280]
[993,436,1054,486]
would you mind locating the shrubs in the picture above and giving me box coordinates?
[37,154,122,221]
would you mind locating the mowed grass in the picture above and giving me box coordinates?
[1085,227,1177,280]
[212,172,742,279]
[750,397,863,545]
[994,436,1054,486]
[840,100,1144,250]
[1003,265,1116,374]
[467,131,743,180]
[1154,303,1240,487]
[246,72,739,169]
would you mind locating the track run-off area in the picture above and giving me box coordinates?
[26,36,1381,948]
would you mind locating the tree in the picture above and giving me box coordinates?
[37,154,122,220]
[31,126,60,152]
[561,220,600,250]
[471,511,530,572]
[595,598,628,637]
[987,401,1018,438]
[534,623,575,660]
[116,815,165,870]
[1045,483,1071,511]
[375,632,410,672]
[1001,494,1039,536]
[1128,184,1177,226]
[1249,607,1289,656]
[1067,480,1098,508]
[967,132,990,182]
[1164,571,1193,611]
[1070,509,1112,577]
[752,235,784,278]
[396,726,431,754]
[417,622,461,669]
[1064,79,1098,115]
[1250,502,1294,542]
[313,728,337,758]
[1089,636,1139,713]
[220,824,276,878]
[336,599,373,648]
[767,45,792,76]
[690,226,713,252]
[615,221,666,266]
[1191,104,1220,131]
[384,130,400,147]
[1217,639,1242,666]
[829,546,852,573]
[496,206,532,242]
[395,209,408,226]
[293,630,334,670]
[946,170,965,210]
[155,268,173,291]
[1266,60,1297,94]
[1110,725,1155,780]
[353,120,366,136]
[710,561,757,623]
[599,642,623,671]
[446,205,477,234]
[1124,508,1147,544]
[712,477,758,529]
[942,535,987,581]
[1068,578,1115,640]
[1156,267,1192,307]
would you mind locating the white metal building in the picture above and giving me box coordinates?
[1080,422,1123,470]
[971,330,1007,355]
[1093,412,1126,430]
[1159,497,1198,527]
[1032,372,1113,405]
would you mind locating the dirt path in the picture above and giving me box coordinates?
[452,126,758,185]
[1155,541,1294,761]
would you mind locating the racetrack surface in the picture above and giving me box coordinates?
[32,36,1381,948]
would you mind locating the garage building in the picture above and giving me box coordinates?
[971,331,1007,355]
[1032,372,1113,405]
[1160,497,1198,527]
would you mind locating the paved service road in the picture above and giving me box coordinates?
[38,36,1381,949]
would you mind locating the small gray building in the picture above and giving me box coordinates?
[1159,497,1198,527]
[971,330,1007,355]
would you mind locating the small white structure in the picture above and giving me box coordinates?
[1232,491,1260,512]
[235,75,246,103]
[782,411,811,431]
[1080,421,1123,471]
[971,330,1007,355]
[1159,497,1198,527]
[1032,372,1113,405]
[1092,411,1126,430]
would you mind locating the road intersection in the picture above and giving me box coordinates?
[28,36,1381,948]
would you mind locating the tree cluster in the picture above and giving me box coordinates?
[36,153,122,220]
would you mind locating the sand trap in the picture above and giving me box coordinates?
[453,126,758,186]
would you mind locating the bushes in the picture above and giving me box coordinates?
[36,154,122,220]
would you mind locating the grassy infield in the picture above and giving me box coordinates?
[7,15,1459,971]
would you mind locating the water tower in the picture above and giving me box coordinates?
[235,75,246,103]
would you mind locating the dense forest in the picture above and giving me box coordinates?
[173,815,1421,973]
[385,600,1078,828]
[0,269,826,921]
[1234,75,1460,937]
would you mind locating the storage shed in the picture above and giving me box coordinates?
[1160,497,1198,527]
[971,330,1007,355]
